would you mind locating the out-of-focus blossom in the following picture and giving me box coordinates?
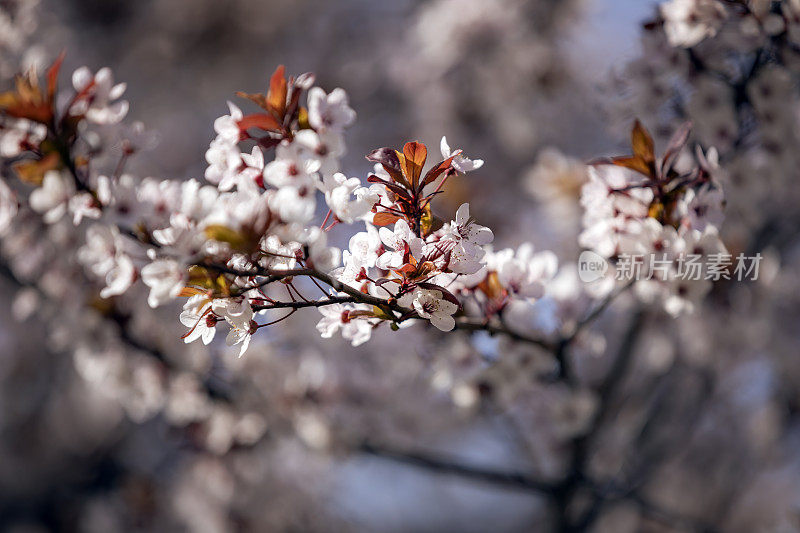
[71,66,129,124]
[660,0,727,47]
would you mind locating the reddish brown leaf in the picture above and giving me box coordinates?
[631,119,655,165]
[372,212,403,226]
[13,152,61,185]
[367,175,411,199]
[178,287,206,298]
[366,147,410,188]
[267,65,287,118]
[46,51,65,103]
[286,84,303,123]
[237,113,281,132]
[236,91,269,111]
[609,156,651,177]
[1,100,52,123]
[0,73,52,124]
[420,155,455,190]
[660,121,692,178]
[366,147,401,170]
[400,141,427,189]
[393,264,417,280]
[419,202,435,237]
[478,271,505,301]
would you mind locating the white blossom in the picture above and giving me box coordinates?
[307,87,356,132]
[661,0,727,48]
[321,172,378,224]
[205,137,242,188]
[0,118,45,157]
[100,254,136,298]
[316,303,374,346]
[348,225,381,268]
[226,321,255,357]
[376,219,424,270]
[398,288,458,331]
[263,139,321,189]
[269,186,316,224]
[178,296,217,345]
[440,136,484,173]
[293,129,344,178]
[141,259,186,308]
[69,192,101,225]
[439,202,493,274]
[29,170,74,223]
[494,244,557,300]
[304,227,341,273]
[0,178,17,234]
[71,66,129,124]
[677,183,724,232]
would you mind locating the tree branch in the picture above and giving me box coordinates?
[452,318,556,351]
[202,261,626,359]
[252,295,360,311]
[556,308,647,532]
[358,440,560,494]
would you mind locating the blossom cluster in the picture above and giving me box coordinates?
[0,51,733,360]
[0,58,566,356]
[579,121,727,315]
[612,0,800,252]
[659,0,800,48]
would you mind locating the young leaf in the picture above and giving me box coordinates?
[367,175,411,199]
[608,156,651,177]
[660,121,692,179]
[178,286,207,298]
[648,200,665,222]
[204,225,250,251]
[267,65,287,118]
[419,202,435,237]
[370,306,395,321]
[236,91,270,111]
[420,155,455,190]
[297,106,310,129]
[237,113,281,132]
[400,141,427,189]
[13,153,60,185]
[366,147,401,170]
[372,212,403,226]
[367,147,409,188]
[478,271,506,301]
[46,51,65,103]
[0,74,52,124]
[631,119,655,165]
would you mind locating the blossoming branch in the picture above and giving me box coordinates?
[0,58,727,359]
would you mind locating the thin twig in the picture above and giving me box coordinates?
[252,295,358,311]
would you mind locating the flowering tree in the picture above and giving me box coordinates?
[0,0,797,531]
[0,55,729,354]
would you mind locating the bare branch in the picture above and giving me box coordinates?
[359,440,560,494]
